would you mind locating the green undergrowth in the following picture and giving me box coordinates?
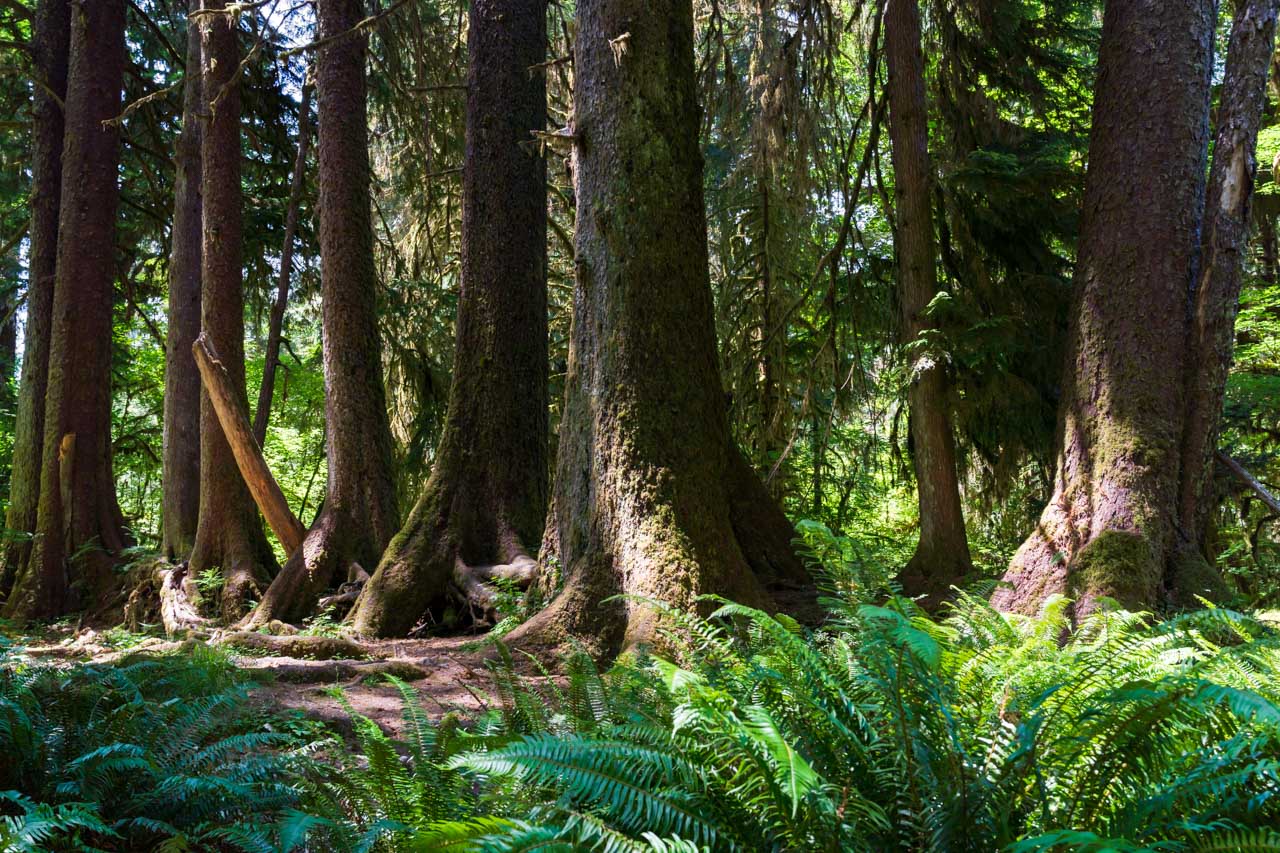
[5,525,1280,850]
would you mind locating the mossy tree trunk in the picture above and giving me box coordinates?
[161,0,203,561]
[993,0,1217,616]
[3,0,128,621]
[885,0,972,599]
[350,0,549,637]
[245,0,400,628]
[188,0,276,618]
[1175,0,1278,595]
[503,0,806,656]
[0,0,69,601]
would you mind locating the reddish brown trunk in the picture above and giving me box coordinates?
[885,0,971,599]
[351,0,548,636]
[0,0,69,600]
[503,0,805,656]
[188,0,275,618]
[3,0,128,621]
[994,0,1215,616]
[253,83,312,448]
[162,0,203,560]
[247,0,399,627]
[1173,0,1278,600]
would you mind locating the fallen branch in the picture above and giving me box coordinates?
[1217,450,1280,516]
[193,332,306,556]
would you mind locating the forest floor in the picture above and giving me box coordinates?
[12,630,539,737]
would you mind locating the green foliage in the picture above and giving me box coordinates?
[0,641,309,851]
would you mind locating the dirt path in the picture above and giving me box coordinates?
[12,630,543,738]
[246,636,510,737]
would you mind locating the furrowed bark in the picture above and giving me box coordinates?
[350,0,548,637]
[885,0,972,600]
[4,0,129,621]
[994,0,1215,617]
[1172,0,1278,602]
[161,0,204,561]
[0,0,69,601]
[245,0,399,628]
[193,333,305,556]
[253,83,312,448]
[189,0,276,619]
[502,0,805,657]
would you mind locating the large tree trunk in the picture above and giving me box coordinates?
[253,83,312,448]
[0,0,69,601]
[1173,0,1278,600]
[350,0,548,637]
[502,0,806,656]
[162,0,204,561]
[2,0,128,622]
[246,0,399,628]
[188,0,276,619]
[885,0,972,599]
[993,0,1216,616]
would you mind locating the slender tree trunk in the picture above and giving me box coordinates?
[3,0,128,621]
[351,0,548,636]
[1261,212,1278,284]
[246,0,399,627]
[993,0,1215,616]
[0,0,69,601]
[502,0,806,656]
[885,0,971,599]
[162,0,203,561]
[1173,0,1278,599]
[188,0,275,618]
[253,83,312,448]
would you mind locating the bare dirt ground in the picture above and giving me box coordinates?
[11,629,546,738]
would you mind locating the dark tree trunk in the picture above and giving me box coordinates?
[3,0,128,621]
[245,0,399,627]
[502,0,805,656]
[0,0,69,601]
[188,0,275,618]
[253,83,312,448]
[351,0,548,636]
[993,0,1216,616]
[1173,0,1278,599]
[162,0,203,561]
[885,0,971,599]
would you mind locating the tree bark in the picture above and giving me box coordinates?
[0,0,69,601]
[501,0,806,656]
[253,83,312,448]
[350,0,548,637]
[246,0,399,628]
[188,0,276,619]
[3,0,128,621]
[161,0,203,561]
[1173,0,1278,601]
[885,0,972,599]
[993,0,1216,616]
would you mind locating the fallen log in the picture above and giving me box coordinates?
[215,630,374,661]
[193,332,306,556]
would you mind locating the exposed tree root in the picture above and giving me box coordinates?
[236,658,427,684]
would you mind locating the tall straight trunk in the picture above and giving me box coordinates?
[162,0,204,561]
[246,0,399,627]
[0,0,69,600]
[189,0,275,617]
[1174,0,1278,596]
[993,0,1215,616]
[351,0,549,636]
[885,0,971,598]
[503,0,806,656]
[253,83,312,448]
[3,0,128,621]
